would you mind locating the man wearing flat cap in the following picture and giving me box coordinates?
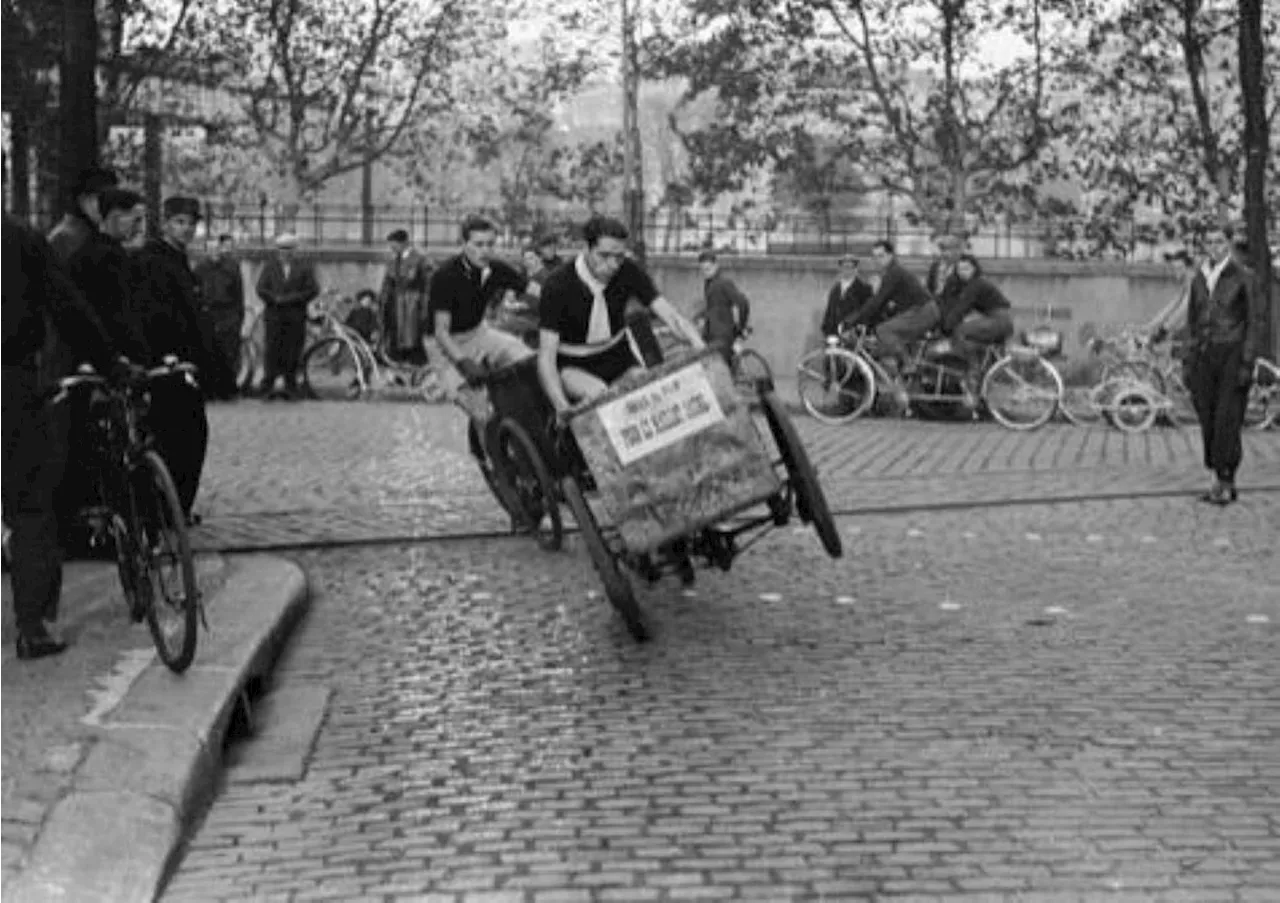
[130,194,225,521]
[256,232,320,399]
[379,228,431,365]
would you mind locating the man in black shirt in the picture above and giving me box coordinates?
[429,215,537,388]
[538,215,704,415]
[849,239,938,373]
[3,215,134,659]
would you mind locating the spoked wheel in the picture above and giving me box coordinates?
[733,349,775,397]
[981,351,1063,431]
[1058,383,1106,427]
[795,347,876,424]
[131,451,199,673]
[1246,361,1278,431]
[1109,384,1160,434]
[494,419,563,552]
[561,477,647,641]
[468,421,524,531]
[760,391,842,558]
[302,338,365,400]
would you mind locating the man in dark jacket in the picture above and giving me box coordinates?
[849,239,938,371]
[697,250,751,365]
[4,215,134,659]
[57,188,151,548]
[195,233,245,399]
[1185,223,1267,505]
[821,253,873,340]
[256,233,320,399]
[131,196,222,520]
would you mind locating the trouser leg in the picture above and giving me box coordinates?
[1207,344,1248,482]
[149,382,209,515]
[876,302,939,366]
[3,368,66,630]
[281,313,307,390]
[260,313,282,391]
[953,310,1014,355]
[1188,350,1221,473]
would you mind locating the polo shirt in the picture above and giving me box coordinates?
[427,253,527,334]
[539,257,659,345]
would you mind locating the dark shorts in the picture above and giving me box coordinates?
[557,340,639,385]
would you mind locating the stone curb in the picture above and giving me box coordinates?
[5,556,310,903]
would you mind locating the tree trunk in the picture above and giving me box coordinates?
[621,0,646,265]
[59,0,99,210]
[1238,0,1274,356]
[10,107,31,219]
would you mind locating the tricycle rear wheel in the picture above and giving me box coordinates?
[760,391,843,559]
[562,477,648,641]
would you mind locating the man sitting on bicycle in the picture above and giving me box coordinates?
[846,239,937,373]
[938,254,1014,361]
[697,249,751,366]
[537,215,704,417]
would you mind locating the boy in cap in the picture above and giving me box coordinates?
[697,250,752,365]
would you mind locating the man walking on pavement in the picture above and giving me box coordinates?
[195,233,246,400]
[697,249,751,366]
[131,196,225,522]
[379,228,431,365]
[1185,223,1266,506]
[256,233,320,400]
[3,214,137,659]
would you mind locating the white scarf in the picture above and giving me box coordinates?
[575,253,612,344]
[1203,255,1230,295]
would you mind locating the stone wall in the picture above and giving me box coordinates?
[233,249,1189,373]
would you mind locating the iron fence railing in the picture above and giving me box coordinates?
[18,201,1275,263]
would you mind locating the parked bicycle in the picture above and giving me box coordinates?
[49,357,203,673]
[795,324,1063,430]
[684,314,775,401]
[1065,327,1277,432]
[300,297,447,402]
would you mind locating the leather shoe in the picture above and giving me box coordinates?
[16,629,68,661]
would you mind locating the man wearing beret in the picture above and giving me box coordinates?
[130,195,224,521]
[256,233,320,399]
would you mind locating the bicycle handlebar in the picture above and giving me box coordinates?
[48,356,200,405]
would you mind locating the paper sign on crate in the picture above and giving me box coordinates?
[593,363,727,466]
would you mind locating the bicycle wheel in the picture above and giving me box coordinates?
[495,419,563,552]
[131,451,198,673]
[1109,384,1160,434]
[982,352,1063,431]
[1246,360,1278,431]
[760,391,842,558]
[561,476,647,641]
[302,337,364,400]
[734,349,775,396]
[795,347,876,424]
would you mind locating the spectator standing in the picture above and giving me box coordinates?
[256,233,320,400]
[195,233,246,400]
[4,215,133,659]
[535,233,564,273]
[697,250,751,365]
[820,253,873,341]
[927,233,966,308]
[1186,223,1266,505]
[379,228,431,365]
[130,196,223,521]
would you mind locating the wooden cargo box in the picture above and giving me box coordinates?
[568,349,781,553]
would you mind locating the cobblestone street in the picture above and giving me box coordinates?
[154,400,1280,901]
[164,498,1279,901]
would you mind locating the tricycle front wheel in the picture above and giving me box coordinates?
[561,477,648,641]
[760,392,843,559]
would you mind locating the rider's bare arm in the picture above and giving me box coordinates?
[434,310,465,364]
[537,328,574,415]
[651,297,705,349]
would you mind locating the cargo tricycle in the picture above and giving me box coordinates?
[465,323,842,640]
